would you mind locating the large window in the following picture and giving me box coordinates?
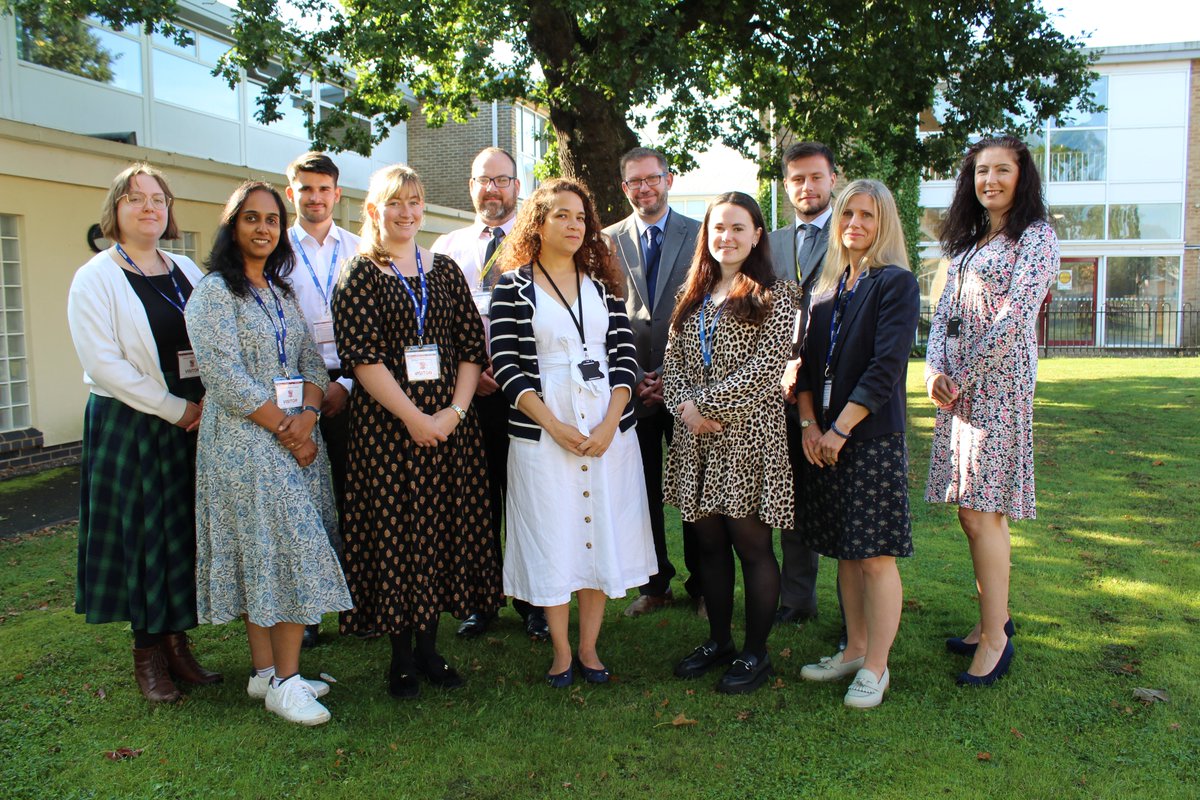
[1028,76,1108,183]
[0,217,30,431]
[919,207,947,244]
[16,14,142,93]
[1108,203,1182,241]
[1104,256,1181,346]
[151,28,239,120]
[515,106,548,199]
[1048,205,1105,241]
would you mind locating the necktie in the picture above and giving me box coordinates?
[644,225,663,308]
[796,223,819,280]
[482,227,504,288]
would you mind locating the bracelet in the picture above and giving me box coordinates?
[301,405,321,419]
[829,421,851,440]
[450,403,467,422]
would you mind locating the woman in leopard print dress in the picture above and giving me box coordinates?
[663,191,797,695]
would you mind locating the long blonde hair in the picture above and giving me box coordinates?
[812,179,909,296]
[358,164,425,264]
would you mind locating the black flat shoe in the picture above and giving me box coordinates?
[946,618,1015,656]
[388,670,420,699]
[418,655,466,690]
[525,609,550,642]
[546,665,574,688]
[456,612,493,638]
[674,639,737,679]
[716,653,774,695]
[574,655,610,684]
[957,638,1015,687]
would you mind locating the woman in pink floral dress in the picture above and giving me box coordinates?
[924,135,1059,687]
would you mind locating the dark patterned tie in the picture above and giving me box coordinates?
[482,227,504,289]
[644,224,663,308]
[796,223,819,280]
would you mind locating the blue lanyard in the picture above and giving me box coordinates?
[698,294,727,371]
[825,269,859,376]
[290,230,341,305]
[248,278,289,373]
[388,249,429,342]
[115,244,187,314]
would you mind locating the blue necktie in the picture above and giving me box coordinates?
[796,223,819,280]
[644,225,663,308]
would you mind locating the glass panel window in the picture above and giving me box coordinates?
[164,231,200,262]
[919,207,947,243]
[515,106,548,200]
[152,49,240,120]
[250,82,310,139]
[1053,75,1108,128]
[1046,130,1106,182]
[1107,203,1182,240]
[197,34,229,66]
[16,15,142,93]
[1048,205,1105,241]
[1104,256,1182,346]
[0,217,30,430]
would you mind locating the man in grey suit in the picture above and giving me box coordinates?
[604,147,703,617]
[769,141,839,626]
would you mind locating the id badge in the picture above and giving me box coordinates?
[313,318,336,345]
[577,359,604,382]
[946,317,962,338]
[405,344,441,382]
[822,379,833,411]
[177,349,200,379]
[471,290,491,318]
[274,376,304,409]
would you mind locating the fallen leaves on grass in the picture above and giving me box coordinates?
[103,748,143,761]
[1133,687,1170,704]
[778,648,791,659]
[1011,728,1024,739]
[654,712,697,728]
[736,710,753,722]
[771,677,785,689]
[976,752,992,762]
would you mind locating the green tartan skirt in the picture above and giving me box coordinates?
[76,374,202,633]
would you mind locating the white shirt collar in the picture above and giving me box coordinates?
[795,206,833,231]
[291,221,348,249]
[634,208,670,239]
[472,216,517,239]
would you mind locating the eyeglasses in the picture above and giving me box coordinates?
[471,175,516,189]
[120,192,172,210]
[622,173,668,191]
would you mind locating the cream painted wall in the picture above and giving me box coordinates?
[0,119,472,447]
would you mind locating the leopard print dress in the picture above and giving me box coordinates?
[662,281,798,529]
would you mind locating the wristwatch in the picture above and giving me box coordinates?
[301,405,322,419]
[799,418,817,429]
[450,403,468,422]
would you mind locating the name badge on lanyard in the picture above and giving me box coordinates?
[822,379,833,411]
[313,318,336,344]
[537,262,602,383]
[177,349,200,379]
[471,290,492,318]
[404,344,441,382]
[273,376,304,409]
[823,269,858,415]
[249,279,304,407]
[698,294,726,384]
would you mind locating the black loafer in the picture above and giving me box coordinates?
[456,612,493,638]
[301,624,320,649]
[716,653,774,694]
[524,609,550,642]
[417,656,466,690]
[388,670,420,699]
[673,639,737,679]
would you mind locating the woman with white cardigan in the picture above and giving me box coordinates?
[67,163,222,703]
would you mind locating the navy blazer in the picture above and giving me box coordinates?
[797,264,920,441]
[488,265,638,441]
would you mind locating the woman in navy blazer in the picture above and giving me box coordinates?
[787,179,919,709]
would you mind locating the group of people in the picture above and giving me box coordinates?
[67,133,1058,725]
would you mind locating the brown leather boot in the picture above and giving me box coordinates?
[133,645,182,703]
[161,633,224,685]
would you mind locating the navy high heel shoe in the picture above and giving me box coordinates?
[545,665,574,688]
[956,637,1014,686]
[574,655,611,684]
[946,617,1015,656]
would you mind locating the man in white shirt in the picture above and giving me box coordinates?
[284,151,361,648]
[431,147,549,642]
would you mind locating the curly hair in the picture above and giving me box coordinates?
[939,134,1047,258]
[498,177,623,297]
[204,181,294,298]
[670,191,776,332]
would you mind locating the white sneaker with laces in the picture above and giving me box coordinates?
[844,667,890,709]
[247,671,329,700]
[265,676,332,726]
[800,651,866,682]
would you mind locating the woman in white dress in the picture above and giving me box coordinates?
[489,178,654,688]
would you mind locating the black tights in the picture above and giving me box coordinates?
[694,514,780,659]
[133,629,169,649]
[388,618,441,673]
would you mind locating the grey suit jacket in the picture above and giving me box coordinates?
[604,210,700,416]
[769,221,830,292]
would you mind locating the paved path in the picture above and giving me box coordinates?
[0,468,79,539]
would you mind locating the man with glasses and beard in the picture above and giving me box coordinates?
[603,147,703,618]
[432,147,549,641]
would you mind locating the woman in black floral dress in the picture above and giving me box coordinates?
[332,165,501,699]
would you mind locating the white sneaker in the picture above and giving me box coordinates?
[844,667,890,709]
[247,671,329,700]
[800,651,866,682]
[265,676,332,726]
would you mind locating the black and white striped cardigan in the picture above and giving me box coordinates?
[488,264,639,441]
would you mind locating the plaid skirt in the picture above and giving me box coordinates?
[76,374,202,633]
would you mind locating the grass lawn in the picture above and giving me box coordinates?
[1,357,1197,799]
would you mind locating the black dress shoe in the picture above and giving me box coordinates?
[774,606,817,626]
[716,653,774,694]
[301,624,320,649]
[673,639,737,679]
[417,655,466,690]
[524,608,550,642]
[456,612,493,638]
[388,669,420,699]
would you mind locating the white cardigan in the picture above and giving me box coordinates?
[67,249,205,424]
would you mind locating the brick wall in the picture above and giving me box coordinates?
[1184,59,1200,314]
[0,428,81,478]
[407,102,518,213]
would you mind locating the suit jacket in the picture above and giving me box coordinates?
[604,210,700,416]
[796,264,920,442]
[769,221,830,292]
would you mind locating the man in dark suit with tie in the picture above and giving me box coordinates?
[769,141,840,626]
[603,147,703,617]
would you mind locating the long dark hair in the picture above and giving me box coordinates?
[500,177,623,298]
[670,191,775,331]
[939,135,1046,258]
[205,181,294,297]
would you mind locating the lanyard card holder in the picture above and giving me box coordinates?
[177,349,200,379]
[405,344,441,382]
[822,378,833,412]
[577,358,603,382]
[471,290,492,318]
[274,376,304,409]
[313,318,336,344]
